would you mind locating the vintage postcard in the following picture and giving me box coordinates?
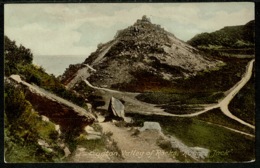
[4,3,255,163]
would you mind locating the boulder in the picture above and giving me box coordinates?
[41,115,50,122]
[169,136,210,160]
[37,139,53,153]
[84,125,102,140]
[86,131,101,136]
[86,134,102,140]
[55,124,61,135]
[108,97,125,118]
[86,103,92,113]
[190,147,210,159]
[123,117,133,123]
[139,121,162,132]
[97,115,105,123]
[37,139,50,147]
[7,74,95,135]
[84,125,94,132]
[107,97,132,123]
[64,147,71,157]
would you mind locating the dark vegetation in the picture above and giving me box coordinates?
[157,105,204,115]
[72,80,106,109]
[128,113,255,162]
[136,91,223,114]
[187,20,254,49]
[229,64,255,125]
[4,36,33,70]
[4,84,63,162]
[195,108,254,135]
[60,63,83,85]
[187,20,254,57]
[172,57,250,93]
[4,36,86,108]
[4,36,94,162]
[137,92,223,104]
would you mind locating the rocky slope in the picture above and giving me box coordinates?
[6,75,96,134]
[62,16,222,92]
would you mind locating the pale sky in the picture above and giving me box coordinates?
[5,3,254,56]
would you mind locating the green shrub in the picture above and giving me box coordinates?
[5,85,28,123]
[4,36,33,76]
[4,85,63,162]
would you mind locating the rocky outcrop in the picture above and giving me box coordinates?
[37,139,53,153]
[41,115,61,135]
[169,136,209,160]
[84,126,102,140]
[7,75,96,134]
[108,97,125,118]
[107,97,132,123]
[61,15,222,92]
[139,121,162,132]
[138,121,210,161]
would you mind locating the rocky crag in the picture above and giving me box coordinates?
[6,75,96,134]
[62,15,222,92]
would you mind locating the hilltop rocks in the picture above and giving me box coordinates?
[62,16,222,92]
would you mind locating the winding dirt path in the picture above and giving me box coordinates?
[84,79,169,116]
[218,59,255,129]
[202,121,255,138]
[84,59,255,129]
[99,122,177,162]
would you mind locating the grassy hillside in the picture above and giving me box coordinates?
[128,113,255,162]
[136,57,251,110]
[4,36,92,162]
[4,36,87,108]
[4,84,63,162]
[187,20,254,50]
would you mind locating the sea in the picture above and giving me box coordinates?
[33,55,86,77]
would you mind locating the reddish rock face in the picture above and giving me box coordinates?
[8,75,95,135]
[24,90,94,134]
